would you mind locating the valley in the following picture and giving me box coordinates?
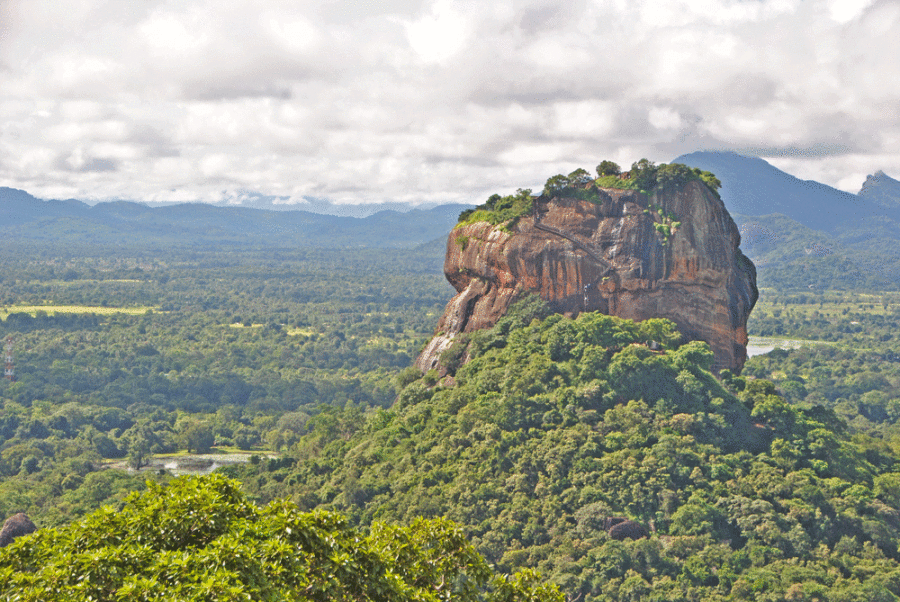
[3,158,900,600]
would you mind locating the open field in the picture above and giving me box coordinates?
[747,288,900,343]
[0,304,157,319]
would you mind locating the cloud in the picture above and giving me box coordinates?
[0,0,898,205]
[404,0,468,63]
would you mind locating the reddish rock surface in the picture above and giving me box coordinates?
[416,180,757,373]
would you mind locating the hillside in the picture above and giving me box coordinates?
[226,299,900,601]
[3,169,900,600]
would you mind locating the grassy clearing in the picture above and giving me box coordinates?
[285,327,314,336]
[1,304,157,319]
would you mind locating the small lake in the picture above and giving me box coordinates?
[746,336,833,358]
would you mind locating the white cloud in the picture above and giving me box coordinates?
[0,0,898,204]
[404,0,468,63]
[828,0,875,23]
[648,107,682,131]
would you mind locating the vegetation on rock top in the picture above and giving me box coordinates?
[457,160,722,228]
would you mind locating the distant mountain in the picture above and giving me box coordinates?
[859,170,900,209]
[0,187,90,225]
[0,187,472,249]
[672,153,900,289]
[672,151,896,233]
[104,192,461,218]
[7,152,900,289]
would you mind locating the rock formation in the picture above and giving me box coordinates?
[416,179,757,373]
[608,520,649,541]
[0,512,37,548]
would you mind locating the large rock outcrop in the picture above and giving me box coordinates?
[416,180,757,373]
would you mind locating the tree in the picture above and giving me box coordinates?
[694,168,722,191]
[655,162,696,191]
[543,174,570,197]
[0,475,563,602]
[596,160,621,176]
[630,158,658,191]
[127,432,151,470]
[567,168,593,186]
[177,420,215,454]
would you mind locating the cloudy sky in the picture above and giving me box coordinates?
[1,0,898,208]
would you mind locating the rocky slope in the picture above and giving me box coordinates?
[859,170,900,209]
[416,179,757,373]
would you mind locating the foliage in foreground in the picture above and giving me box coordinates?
[229,301,900,601]
[0,474,561,602]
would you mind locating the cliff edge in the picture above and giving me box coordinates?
[416,176,757,373]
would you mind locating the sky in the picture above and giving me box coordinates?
[1,0,898,209]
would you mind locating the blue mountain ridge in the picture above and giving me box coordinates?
[3,153,900,267]
[673,151,900,233]
[0,187,470,249]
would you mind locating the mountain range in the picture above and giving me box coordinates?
[3,154,900,287]
[673,151,900,232]
[0,186,467,249]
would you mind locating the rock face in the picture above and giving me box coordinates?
[416,180,757,373]
[0,513,37,548]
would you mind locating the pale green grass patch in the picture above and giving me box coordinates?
[1,304,157,319]
[285,327,314,336]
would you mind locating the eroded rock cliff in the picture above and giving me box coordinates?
[416,179,757,373]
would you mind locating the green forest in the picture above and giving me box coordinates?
[3,209,900,600]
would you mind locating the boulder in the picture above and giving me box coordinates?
[608,520,649,541]
[0,512,37,547]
